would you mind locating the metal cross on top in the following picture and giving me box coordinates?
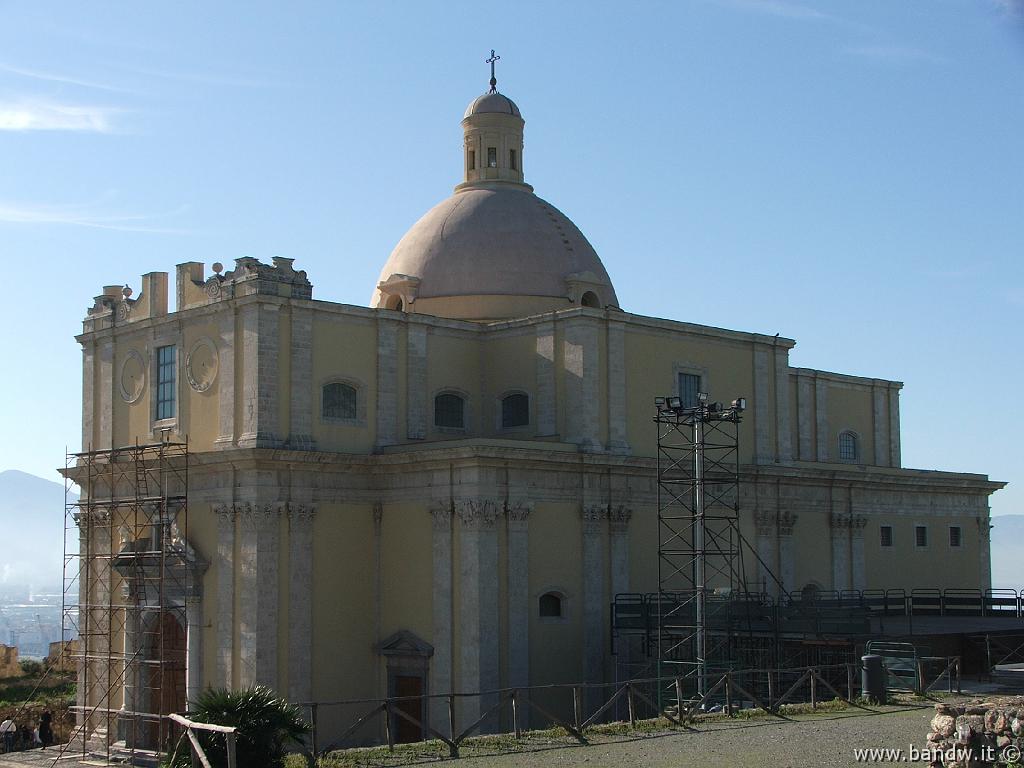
[486,49,500,93]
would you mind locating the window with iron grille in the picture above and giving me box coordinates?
[949,526,962,548]
[487,147,497,168]
[678,372,701,408]
[322,382,357,421]
[502,393,529,428]
[434,393,465,429]
[156,345,176,420]
[880,525,893,547]
[839,431,858,462]
[915,525,928,548]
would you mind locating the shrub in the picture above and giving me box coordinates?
[164,686,310,768]
[18,660,43,677]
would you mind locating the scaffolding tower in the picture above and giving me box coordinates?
[61,438,190,763]
[655,394,752,697]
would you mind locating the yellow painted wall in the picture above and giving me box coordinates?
[826,385,874,464]
[310,315,377,452]
[425,330,480,439]
[863,517,982,591]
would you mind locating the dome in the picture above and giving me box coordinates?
[464,92,521,119]
[373,186,618,320]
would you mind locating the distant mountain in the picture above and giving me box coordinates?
[991,515,1022,592]
[0,470,72,593]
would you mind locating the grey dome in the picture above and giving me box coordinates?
[374,186,617,304]
[464,92,521,119]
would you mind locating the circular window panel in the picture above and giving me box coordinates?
[186,338,219,392]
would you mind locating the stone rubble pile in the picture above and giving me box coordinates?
[927,699,1024,767]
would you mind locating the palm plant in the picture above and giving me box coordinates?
[164,686,310,768]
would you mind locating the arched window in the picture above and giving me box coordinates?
[323,382,357,421]
[501,393,529,428]
[580,291,600,308]
[838,431,859,462]
[539,592,563,618]
[434,393,465,429]
[383,295,403,311]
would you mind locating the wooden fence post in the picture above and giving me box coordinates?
[384,700,394,752]
[627,684,636,728]
[846,664,855,702]
[573,686,582,730]
[511,690,521,740]
[767,670,775,710]
[809,669,817,710]
[724,674,733,716]
[675,678,684,716]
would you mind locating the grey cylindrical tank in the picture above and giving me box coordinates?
[861,654,887,704]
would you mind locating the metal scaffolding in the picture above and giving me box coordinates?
[61,438,190,764]
[655,394,752,696]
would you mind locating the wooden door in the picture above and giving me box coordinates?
[393,675,424,743]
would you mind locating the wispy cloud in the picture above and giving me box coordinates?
[128,65,287,89]
[0,200,191,234]
[0,62,127,93]
[844,45,944,64]
[0,98,123,132]
[718,0,834,22]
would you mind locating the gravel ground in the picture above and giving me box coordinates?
[443,706,936,768]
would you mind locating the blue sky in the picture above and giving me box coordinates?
[0,0,1020,517]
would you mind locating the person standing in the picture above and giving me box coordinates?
[38,710,52,749]
[0,717,15,753]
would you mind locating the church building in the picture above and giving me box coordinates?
[73,72,1003,747]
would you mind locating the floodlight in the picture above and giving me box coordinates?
[731,398,747,412]
[667,396,683,409]
[655,397,666,407]
[697,392,709,403]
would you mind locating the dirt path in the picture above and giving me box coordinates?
[448,707,935,768]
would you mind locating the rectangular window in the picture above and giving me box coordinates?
[468,150,475,170]
[487,147,497,168]
[678,372,701,408]
[156,345,176,421]
[880,525,893,548]
[949,526,962,548]
[509,149,517,171]
[915,525,928,548]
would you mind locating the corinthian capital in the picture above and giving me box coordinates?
[429,500,452,532]
[581,504,606,535]
[455,498,499,530]
[608,505,633,534]
[505,500,533,530]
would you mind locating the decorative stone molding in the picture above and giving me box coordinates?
[754,510,777,537]
[374,273,420,311]
[850,515,867,531]
[608,505,632,534]
[287,503,317,521]
[581,504,606,535]
[185,337,219,393]
[830,512,852,528]
[455,498,500,530]
[429,501,451,531]
[119,349,147,403]
[505,500,533,530]
[777,511,798,536]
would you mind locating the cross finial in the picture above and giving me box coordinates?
[486,49,500,93]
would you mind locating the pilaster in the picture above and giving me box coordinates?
[535,320,556,436]
[98,340,113,449]
[815,378,829,462]
[238,303,281,448]
[850,515,867,591]
[888,387,902,468]
[606,321,630,455]
[214,503,237,687]
[753,346,771,464]
[978,513,992,591]
[580,504,605,694]
[287,504,316,703]
[754,510,779,596]
[214,309,236,447]
[797,375,813,461]
[81,342,95,450]
[830,511,852,592]
[456,498,500,728]
[376,319,399,448]
[429,501,453,726]
[872,387,889,467]
[288,306,315,449]
[563,319,601,452]
[506,501,532,696]
[238,502,282,688]
[777,511,798,595]
[407,325,427,440]
[774,347,792,463]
